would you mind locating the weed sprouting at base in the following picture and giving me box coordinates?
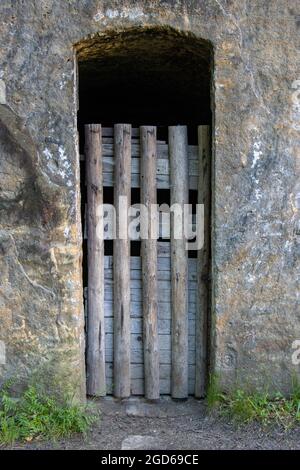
[0,385,97,445]
[206,374,300,430]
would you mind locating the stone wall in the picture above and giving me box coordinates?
[0,0,299,398]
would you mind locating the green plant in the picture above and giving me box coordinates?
[206,375,300,430]
[206,373,223,409]
[0,385,97,445]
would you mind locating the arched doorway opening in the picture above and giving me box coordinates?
[76,26,212,399]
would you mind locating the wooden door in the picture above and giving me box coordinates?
[84,124,210,399]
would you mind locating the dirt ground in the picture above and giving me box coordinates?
[2,397,300,450]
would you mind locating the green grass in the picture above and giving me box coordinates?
[206,374,300,430]
[0,385,97,445]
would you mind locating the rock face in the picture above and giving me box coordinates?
[0,1,299,399]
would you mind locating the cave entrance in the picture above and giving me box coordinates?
[76,27,212,398]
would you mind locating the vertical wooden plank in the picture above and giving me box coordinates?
[85,124,106,396]
[140,126,160,400]
[195,125,210,397]
[113,124,131,398]
[169,126,189,399]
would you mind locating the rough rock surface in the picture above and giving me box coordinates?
[0,0,299,398]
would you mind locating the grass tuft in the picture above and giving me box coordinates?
[206,374,300,430]
[0,385,97,445]
[206,373,224,409]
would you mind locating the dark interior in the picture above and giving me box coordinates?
[77,27,212,148]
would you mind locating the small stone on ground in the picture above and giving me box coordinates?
[121,435,165,450]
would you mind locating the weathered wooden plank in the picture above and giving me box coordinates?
[105,255,168,270]
[105,278,197,290]
[195,125,210,398]
[104,316,196,336]
[105,286,197,303]
[102,127,139,137]
[105,377,195,396]
[102,156,198,175]
[105,347,196,365]
[102,172,198,190]
[100,142,198,159]
[104,253,197,272]
[85,124,106,396]
[104,268,197,282]
[101,136,167,145]
[105,286,172,303]
[82,145,197,161]
[105,333,195,351]
[140,126,160,400]
[105,363,196,381]
[102,143,140,157]
[102,127,114,137]
[169,126,189,399]
[104,280,197,294]
[103,300,197,319]
[104,287,197,304]
[113,123,131,398]
[156,242,172,257]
